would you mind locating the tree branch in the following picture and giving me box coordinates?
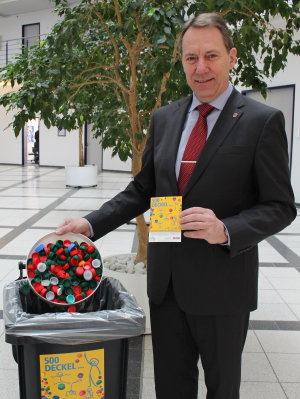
[154,33,180,110]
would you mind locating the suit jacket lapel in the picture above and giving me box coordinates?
[184,89,245,196]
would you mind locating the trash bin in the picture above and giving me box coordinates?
[3,276,145,399]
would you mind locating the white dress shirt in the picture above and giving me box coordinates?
[175,83,233,179]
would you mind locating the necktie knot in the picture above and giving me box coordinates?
[198,103,214,118]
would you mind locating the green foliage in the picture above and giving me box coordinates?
[0,0,299,161]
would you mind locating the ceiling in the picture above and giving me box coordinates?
[0,0,79,17]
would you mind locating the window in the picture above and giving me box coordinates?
[22,23,40,50]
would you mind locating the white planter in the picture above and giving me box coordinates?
[103,255,150,334]
[65,164,97,187]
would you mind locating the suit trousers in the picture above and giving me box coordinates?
[149,280,250,399]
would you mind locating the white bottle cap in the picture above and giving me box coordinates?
[50,276,59,285]
[83,270,93,281]
[37,262,47,272]
[92,259,101,268]
[45,291,55,301]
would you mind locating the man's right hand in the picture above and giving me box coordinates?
[55,218,92,237]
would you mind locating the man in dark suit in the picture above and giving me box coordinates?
[56,13,296,399]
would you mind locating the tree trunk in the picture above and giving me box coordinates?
[134,214,148,264]
[79,125,84,167]
[131,141,148,264]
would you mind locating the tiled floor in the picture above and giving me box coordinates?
[0,164,299,398]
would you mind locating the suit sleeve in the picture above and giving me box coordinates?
[84,115,156,240]
[222,110,296,257]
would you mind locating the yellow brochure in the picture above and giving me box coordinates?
[149,196,182,242]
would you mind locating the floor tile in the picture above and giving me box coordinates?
[244,330,263,353]
[258,290,284,304]
[0,228,54,256]
[0,209,39,226]
[70,188,118,198]
[141,377,155,399]
[32,209,90,227]
[143,334,152,350]
[0,228,13,240]
[96,231,135,258]
[258,241,288,263]
[288,304,300,320]
[0,369,19,399]
[277,289,300,304]
[241,353,278,382]
[0,319,4,336]
[267,353,300,383]
[260,267,300,278]
[258,274,274,290]
[240,382,286,399]
[268,276,300,290]
[2,187,72,197]
[0,196,56,209]
[280,219,300,234]
[255,330,300,353]
[55,197,107,210]
[0,259,20,280]
[143,349,154,379]
[21,180,67,188]
[0,333,18,370]
[281,382,300,399]
[251,303,298,321]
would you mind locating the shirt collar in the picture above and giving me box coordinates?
[189,83,233,112]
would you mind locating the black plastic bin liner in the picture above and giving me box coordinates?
[4,276,145,345]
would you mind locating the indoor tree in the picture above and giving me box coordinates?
[0,0,299,263]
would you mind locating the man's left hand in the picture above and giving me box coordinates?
[180,207,228,244]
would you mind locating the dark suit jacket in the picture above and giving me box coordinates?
[86,89,296,315]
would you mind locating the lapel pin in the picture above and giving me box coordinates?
[233,112,239,118]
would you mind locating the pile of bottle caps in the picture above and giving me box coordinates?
[26,237,102,312]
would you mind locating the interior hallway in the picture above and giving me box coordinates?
[0,164,299,398]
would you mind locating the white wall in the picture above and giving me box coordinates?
[0,84,22,164]
[102,148,131,172]
[0,8,60,41]
[237,25,300,203]
[269,53,300,204]
[0,8,63,165]
[85,124,101,172]
[39,121,79,167]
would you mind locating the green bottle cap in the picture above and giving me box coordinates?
[63,279,71,288]
[90,280,97,289]
[20,282,31,295]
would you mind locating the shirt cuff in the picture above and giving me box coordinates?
[84,217,94,238]
[220,222,230,246]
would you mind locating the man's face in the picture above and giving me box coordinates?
[181,26,237,103]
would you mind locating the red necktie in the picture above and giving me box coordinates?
[178,103,214,194]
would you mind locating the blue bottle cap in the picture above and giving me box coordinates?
[68,243,76,251]
[66,294,75,304]
[35,244,46,252]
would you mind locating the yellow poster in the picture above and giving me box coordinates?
[40,348,104,399]
[149,196,182,242]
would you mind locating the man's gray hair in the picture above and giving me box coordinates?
[178,13,234,54]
